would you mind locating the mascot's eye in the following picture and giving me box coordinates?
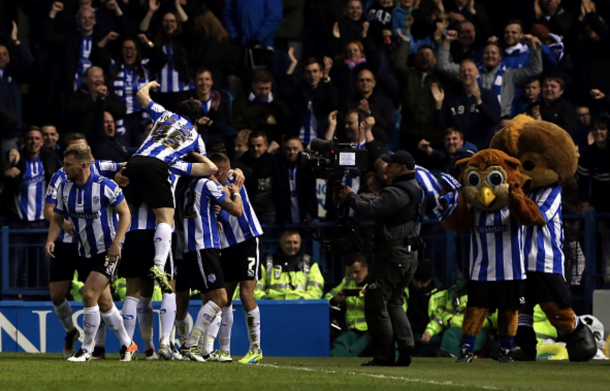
[522,160,536,171]
[487,170,505,187]
[467,172,481,187]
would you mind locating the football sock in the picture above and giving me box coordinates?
[153,223,172,269]
[499,335,515,354]
[122,296,139,339]
[82,305,100,353]
[245,306,261,351]
[202,334,216,356]
[102,303,132,347]
[176,318,190,346]
[219,305,234,354]
[461,334,476,354]
[53,299,74,332]
[94,316,106,347]
[137,296,154,351]
[201,312,221,355]
[160,293,176,345]
[186,301,221,348]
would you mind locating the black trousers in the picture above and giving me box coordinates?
[364,249,418,364]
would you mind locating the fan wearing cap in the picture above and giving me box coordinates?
[337,150,426,367]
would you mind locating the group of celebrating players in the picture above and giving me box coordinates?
[44,81,263,363]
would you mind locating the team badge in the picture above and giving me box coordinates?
[208,274,216,283]
[93,196,100,204]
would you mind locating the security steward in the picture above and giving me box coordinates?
[338,150,425,367]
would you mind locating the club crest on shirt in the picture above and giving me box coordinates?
[93,196,100,204]
[208,274,216,283]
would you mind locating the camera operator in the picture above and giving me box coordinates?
[337,151,424,367]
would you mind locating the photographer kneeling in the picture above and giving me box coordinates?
[337,151,425,367]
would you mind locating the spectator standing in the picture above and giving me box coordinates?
[66,66,126,144]
[432,60,500,150]
[577,116,610,282]
[281,54,337,146]
[92,112,130,162]
[418,128,477,177]
[0,22,33,152]
[350,68,395,137]
[139,0,195,111]
[392,28,452,151]
[511,77,541,116]
[108,38,150,148]
[237,131,276,224]
[437,33,543,117]
[529,75,578,136]
[272,137,318,226]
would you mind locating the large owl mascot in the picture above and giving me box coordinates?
[439,149,545,363]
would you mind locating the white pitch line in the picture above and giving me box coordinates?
[258,363,508,390]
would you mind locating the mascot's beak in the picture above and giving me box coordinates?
[477,184,496,207]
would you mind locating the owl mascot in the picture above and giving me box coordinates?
[439,149,546,363]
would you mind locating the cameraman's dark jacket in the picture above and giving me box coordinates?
[346,172,422,258]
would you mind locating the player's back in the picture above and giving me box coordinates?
[182,177,227,252]
[219,181,263,249]
[135,102,205,164]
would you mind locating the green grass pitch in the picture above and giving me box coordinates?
[1,354,609,391]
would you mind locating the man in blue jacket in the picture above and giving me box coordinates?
[223,0,283,49]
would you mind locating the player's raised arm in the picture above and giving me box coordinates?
[136,81,161,108]
[189,152,218,176]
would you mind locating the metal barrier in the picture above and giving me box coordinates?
[2,212,609,312]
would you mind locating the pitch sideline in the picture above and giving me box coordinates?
[257,363,509,390]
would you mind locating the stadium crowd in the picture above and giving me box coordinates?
[0,0,609,362]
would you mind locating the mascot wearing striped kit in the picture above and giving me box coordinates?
[490,115,597,362]
[439,149,546,363]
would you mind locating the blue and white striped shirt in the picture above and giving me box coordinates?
[523,186,565,275]
[112,63,150,115]
[55,173,125,258]
[299,99,317,146]
[74,35,93,91]
[183,178,227,252]
[134,101,206,164]
[415,165,442,220]
[158,45,194,93]
[16,157,46,221]
[218,179,263,249]
[46,161,122,243]
[129,161,193,231]
[469,206,526,281]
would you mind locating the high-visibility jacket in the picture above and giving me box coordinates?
[70,272,84,301]
[325,277,367,332]
[424,282,496,337]
[533,304,558,344]
[255,253,324,300]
